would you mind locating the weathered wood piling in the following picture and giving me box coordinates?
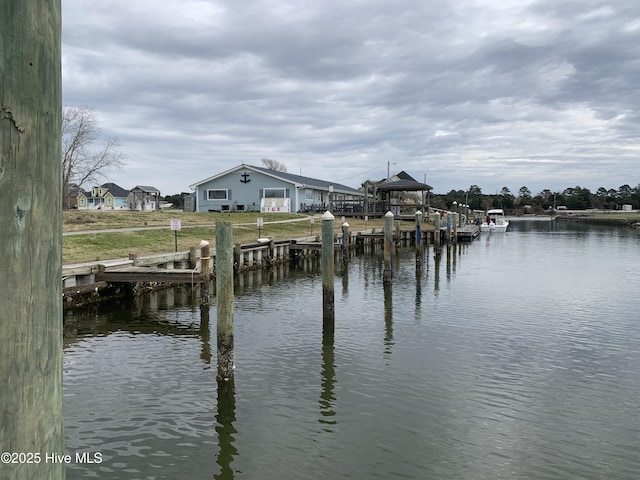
[415,210,423,266]
[383,211,394,283]
[216,222,235,381]
[200,240,211,303]
[0,2,64,479]
[322,211,335,332]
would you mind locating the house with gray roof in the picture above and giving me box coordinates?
[128,185,162,211]
[76,182,130,210]
[189,164,365,213]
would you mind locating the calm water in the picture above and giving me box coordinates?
[63,221,640,479]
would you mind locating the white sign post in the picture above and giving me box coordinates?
[170,219,181,251]
[257,217,264,238]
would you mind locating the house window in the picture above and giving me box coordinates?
[208,189,228,200]
[263,188,286,199]
[106,197,113,206]
[305,189,314,201]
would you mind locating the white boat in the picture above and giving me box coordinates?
[480,209,509,232]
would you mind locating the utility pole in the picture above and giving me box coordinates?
[0,2,64,479]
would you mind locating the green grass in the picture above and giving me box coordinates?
[62,210,390,264]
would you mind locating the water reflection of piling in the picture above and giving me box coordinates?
[200,304,211,365]
[319,332,337,431]
[214,379,238,480]
[322,211,335,334]
[434,248,441,293]
[216,222,235,381]
[384,282,394,356]
[415,242,425,309]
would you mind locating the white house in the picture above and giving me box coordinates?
[189,164,365,213]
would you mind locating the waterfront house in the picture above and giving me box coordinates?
[189,164,365,213]
[127,185,162,211]
[76,183,130,210]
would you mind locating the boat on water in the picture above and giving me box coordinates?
[480,209,509,232]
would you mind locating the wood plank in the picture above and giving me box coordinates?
[96,267,207,283]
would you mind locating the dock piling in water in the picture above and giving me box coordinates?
[322,211,335,333]
[415,210,423,266]
[200,240,211,303]
[216,222,235,381]
[384,211,394,283]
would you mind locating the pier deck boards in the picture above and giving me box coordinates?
[456,225,480,241]
[96,266,207,284]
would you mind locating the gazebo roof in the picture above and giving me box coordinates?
[376,178,432,192]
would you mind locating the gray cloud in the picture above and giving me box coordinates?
[62,0,640,195]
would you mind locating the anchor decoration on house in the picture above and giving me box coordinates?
[240,172,251,183]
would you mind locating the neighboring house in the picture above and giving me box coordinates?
[189,164,365,213]
[128,185,161,211]
[76,183,130,210]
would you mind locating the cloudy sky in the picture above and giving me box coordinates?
[62,0,640,196]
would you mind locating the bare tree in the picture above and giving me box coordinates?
[261,158,287,172]
[62,106,125,208]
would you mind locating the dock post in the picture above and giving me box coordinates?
[322,211,335,333]
[200,240,211,304]
[415,210,423,265]
[233,243,241,272]
[384,211,394,283]
[434,213,441,248]
[216,222,235,381]
[0,2,64,478]
[453,213,458,243]
[341,221,350,254]
[189,245,198,268]
[200,240,211,275]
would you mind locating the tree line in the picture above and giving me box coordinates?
[430,184,640,213]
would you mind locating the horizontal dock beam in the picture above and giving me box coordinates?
[95,267,207,284]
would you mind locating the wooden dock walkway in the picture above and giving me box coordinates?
[62,222,480,308]
[95,266,207,284]
[456,224,480,241]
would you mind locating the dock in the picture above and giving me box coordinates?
[62,220,480,308]
[455,224,480,241]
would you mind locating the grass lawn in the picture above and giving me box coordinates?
[63,210,393,264]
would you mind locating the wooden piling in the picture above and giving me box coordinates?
[453,213,458,243]
[384,211,394,283]
[200,240,211,303]
[0,2,64,478]
[415,210,423,266]
[434,213,441,248]
[216,222,235,381]
[341,221,350,253]
[322,211,335,333]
